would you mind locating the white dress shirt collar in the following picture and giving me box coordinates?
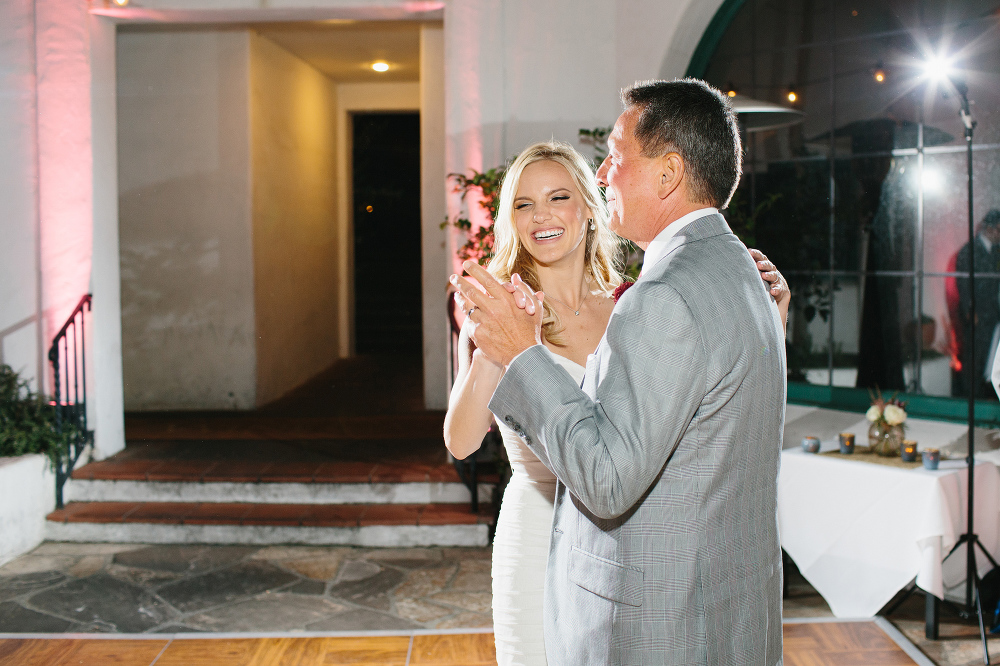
[639,207,718,278]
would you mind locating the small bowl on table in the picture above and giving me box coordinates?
[801,436,821,454]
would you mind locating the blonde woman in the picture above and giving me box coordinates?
[444,141,787,665]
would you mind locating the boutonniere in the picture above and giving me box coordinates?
[613,280,635,303]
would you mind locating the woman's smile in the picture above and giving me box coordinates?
[532,227,565,242]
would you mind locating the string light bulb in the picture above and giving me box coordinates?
[787,90,798,103]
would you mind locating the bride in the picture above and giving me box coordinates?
[444,140,788,666]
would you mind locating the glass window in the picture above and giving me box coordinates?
[697,0,1000,409]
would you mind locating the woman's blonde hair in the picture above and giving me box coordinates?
[488,140,623,346]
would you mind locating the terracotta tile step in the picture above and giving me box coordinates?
[46,502,493,528]
[71,459,500,484]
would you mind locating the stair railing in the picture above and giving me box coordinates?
[48,294,93,508]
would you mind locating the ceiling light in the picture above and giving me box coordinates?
[787,90,797,103]
[372,61,390,73]
[113,0,129,6]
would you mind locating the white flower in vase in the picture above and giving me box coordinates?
[866,405,882,423]
[883,404,907,426]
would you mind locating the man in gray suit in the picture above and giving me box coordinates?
[455,79,785,665]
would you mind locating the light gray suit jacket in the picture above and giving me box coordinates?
[489,214,786,665]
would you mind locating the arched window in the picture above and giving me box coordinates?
[692,0,1000,418]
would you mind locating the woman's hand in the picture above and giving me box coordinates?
[749,248,790,330]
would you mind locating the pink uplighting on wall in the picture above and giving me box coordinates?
[35,0,94,391]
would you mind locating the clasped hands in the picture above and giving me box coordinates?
[451,260,544,367]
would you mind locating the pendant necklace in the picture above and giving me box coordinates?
[546,283,588,316]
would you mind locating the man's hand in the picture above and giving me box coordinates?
[450,261,544,367]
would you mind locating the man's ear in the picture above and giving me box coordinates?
[657,153,684,200]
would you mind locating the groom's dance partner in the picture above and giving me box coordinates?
[453,79,786,665]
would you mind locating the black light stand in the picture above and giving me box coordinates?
[939,77,998,666]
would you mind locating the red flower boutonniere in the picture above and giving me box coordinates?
[613,280,635,303]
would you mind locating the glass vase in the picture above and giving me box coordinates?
[868,421,904,457]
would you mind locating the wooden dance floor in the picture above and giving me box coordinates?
[0,622,926,665]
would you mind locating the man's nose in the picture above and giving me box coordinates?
[595,156,610,187]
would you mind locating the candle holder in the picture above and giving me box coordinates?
[901,440,918,462]
[839,432,856,455]
[922,448,941,470]
[801,436,821,454]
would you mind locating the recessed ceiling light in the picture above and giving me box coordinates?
[372,61,390,73]
[113,0,129,6]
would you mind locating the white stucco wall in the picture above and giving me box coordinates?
[0,455,56,567]
[250,32,341,406]
[0,0,43,393]
[117,29,257,410]
[420,24,448,410]
[442,0,718,273]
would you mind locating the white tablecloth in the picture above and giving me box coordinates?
[778,447,1000,617]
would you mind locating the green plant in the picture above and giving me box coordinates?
[722,189,782,248]
[0,364,81,468]
[440,166,507,266]
[578,125,613,164]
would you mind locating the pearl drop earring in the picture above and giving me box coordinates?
[588,218,596,231]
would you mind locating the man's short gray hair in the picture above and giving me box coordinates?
[621,78,742,209]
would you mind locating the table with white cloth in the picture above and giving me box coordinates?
[778,413,1000,634]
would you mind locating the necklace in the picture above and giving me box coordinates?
[545,284,589,316]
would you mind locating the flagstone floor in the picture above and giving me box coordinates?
[1,541,998,665]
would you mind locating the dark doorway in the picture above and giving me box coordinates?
[352,113,422,355]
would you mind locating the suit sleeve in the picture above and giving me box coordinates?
[488,280,707,520]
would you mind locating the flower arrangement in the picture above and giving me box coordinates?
[866,389,907,456]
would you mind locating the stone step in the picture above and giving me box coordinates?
[69,445,498,506]
[65,478,494,505]
[45,502,492,547]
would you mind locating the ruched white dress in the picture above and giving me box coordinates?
[492,355,586,666]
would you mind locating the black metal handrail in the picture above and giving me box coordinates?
[48,294,93,508]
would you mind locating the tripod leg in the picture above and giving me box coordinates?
[975,575,991,666]
[975,538,1000,570]
[967,539,992,666]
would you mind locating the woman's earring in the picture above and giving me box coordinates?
[588,218,596,231]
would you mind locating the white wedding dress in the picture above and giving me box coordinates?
[492,354,586,666]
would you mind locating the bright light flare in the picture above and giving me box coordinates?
[372,61,390,73]
[787,91,797,103]
[921,167,944,195]
[923,55,954,82]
